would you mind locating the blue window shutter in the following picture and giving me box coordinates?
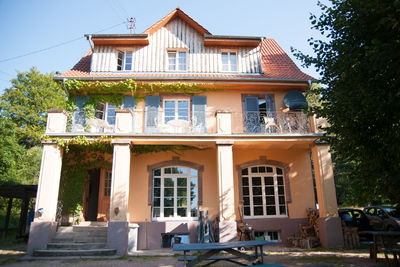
[123,96,136,132]
[192,96,207,133]
[244,96,260,133]
[73,96,89,129]
[145,96,160,133]
[265,93,276,116]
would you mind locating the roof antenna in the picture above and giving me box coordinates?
[126,17,136,34]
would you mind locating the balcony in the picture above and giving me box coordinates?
[45,109,313,135]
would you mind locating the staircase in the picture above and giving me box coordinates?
[31,222,118,259]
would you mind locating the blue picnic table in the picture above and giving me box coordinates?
[173,240,279,266]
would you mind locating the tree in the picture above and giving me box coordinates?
[294,0,400,205]
[0,119,24,185]
[0,67,66,147]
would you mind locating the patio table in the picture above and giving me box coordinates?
[363,230,400,264]
[173,239,278,266]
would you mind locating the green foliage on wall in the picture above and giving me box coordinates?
[64,79,216,97]
[131,144,203,155]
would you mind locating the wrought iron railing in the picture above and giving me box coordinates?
[239,111,310,134]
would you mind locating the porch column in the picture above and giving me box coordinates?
[216,141,237,242]
[311,143,344,248]
[45,109,68,134]
[107,140,131,255]
[27,142,63,255]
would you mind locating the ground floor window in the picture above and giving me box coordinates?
[152,166,198,220]
[254,231,281,241]
[241,165,287,217]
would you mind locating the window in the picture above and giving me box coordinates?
[152,167,198,220]
[117,51,133,71]
[104,171,112,197]
[168,51,186,71]
[163,99,189,124]
[221,51,237,72]
[96,103,116,125]
[244,94,275,133]
[241,165,287,217]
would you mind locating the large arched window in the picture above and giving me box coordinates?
[151,166,199,220]
[241,165,287,218]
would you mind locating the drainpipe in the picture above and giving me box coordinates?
[62,78,69,100]
[86,34,94,52]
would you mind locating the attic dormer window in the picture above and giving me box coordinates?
[168,51,187,71]
[117,51,133,71]
[221,51,237,72]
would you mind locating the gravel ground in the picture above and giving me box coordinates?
[0,245,392,267]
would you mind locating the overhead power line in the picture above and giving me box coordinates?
[0,21,125,63]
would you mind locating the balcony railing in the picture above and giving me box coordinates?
[235,111,310,134]
[57,110,311,135]
[69,110,115,133]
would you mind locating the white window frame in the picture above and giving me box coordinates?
[152,166,199,221]
[242,165,288,219]
[96,102,116,126]
[162,99,190,124]
[117,51,133,71]
[221,50,238,72]
[167,50,187,71]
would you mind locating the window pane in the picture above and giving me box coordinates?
[278,186,284,195]
[276,168,283,175]
[254,206,264,216]
[253,186,262,195]
[221,53,228,64]
[177,208,187,217]
[153,188,160,197]
[279,206,286,215]
[171,167,179,174]
[177,167,187,174]
[267,206,276,215]
[164,208,173,217]
[266,196,275,205]
[190,169,198,176]
[164,178,174,187]
[177,188,187,197]
[252,177,261,186]
[259,166,266,173]
[251,167,258,173]
[177,197,187,207]
[264,177,274,185]
[277,176,284,185]
[190,178,197,188]
[230,53,237,71]
[244,206,250,216]
[164,168,171,174]
[243,187,249,196]
[164,197,173,207]
[241,168,248,175]
[243,196,250,205]
[253,196,262,205]
[177,178,187,187]
[164,188,174,197]
[165,101,175,109]
[242,177,248,186]
[265,187,274,195]
[154,169,161,176]
[279,196,285,204]
[266,167,273,173]
[154,178,160,187]
[153,198,160,207]
[153,207,160,217]
[191,208,198,217]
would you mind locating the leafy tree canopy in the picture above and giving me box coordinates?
[0,67,66,147]
[295,0,400,205]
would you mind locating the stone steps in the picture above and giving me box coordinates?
[31,224,116,258]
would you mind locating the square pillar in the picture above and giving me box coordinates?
[216,110,232,134]
[216,141,237,242]
[45,109,68,133]
[108,140,131,255]
[312,143,343,248]
[27,142,63,255]
[115,109,133,134]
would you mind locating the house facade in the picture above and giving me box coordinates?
[28,8,343,255]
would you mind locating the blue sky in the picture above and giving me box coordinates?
[0,0,324,94]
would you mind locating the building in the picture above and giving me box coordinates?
[27,8,343,255]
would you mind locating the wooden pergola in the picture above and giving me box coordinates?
[0,185,37,238]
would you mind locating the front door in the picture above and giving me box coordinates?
[85,169,100,221]
[97,169,112,221]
